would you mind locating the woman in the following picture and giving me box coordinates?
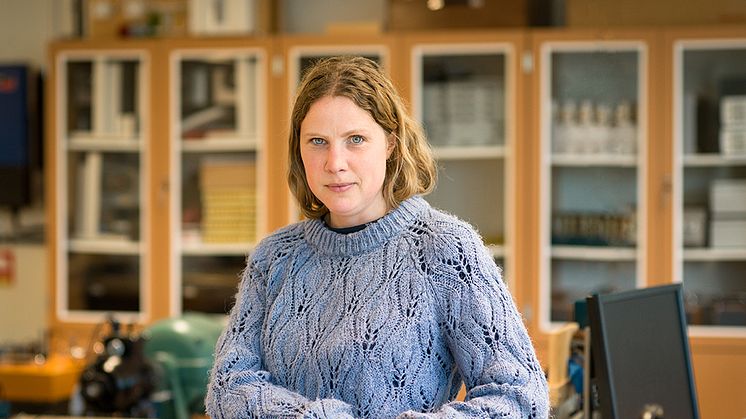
[206,56,549,418]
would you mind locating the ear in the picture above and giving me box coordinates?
[386,133,395,159]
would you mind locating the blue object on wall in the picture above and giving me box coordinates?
[0,64,35,207]
[0,65,28,166]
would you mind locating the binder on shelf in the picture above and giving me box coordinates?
[199,158,257,243]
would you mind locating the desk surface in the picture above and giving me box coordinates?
[0,357,83,402]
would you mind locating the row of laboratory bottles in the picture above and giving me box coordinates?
[552,99,638,156]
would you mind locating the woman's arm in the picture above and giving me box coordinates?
[399,226,549,418]
[205,247,356,418]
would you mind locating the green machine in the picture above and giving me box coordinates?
[143,313,225,419]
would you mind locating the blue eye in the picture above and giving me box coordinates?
[310,138,325,145]
[350,135,364,144]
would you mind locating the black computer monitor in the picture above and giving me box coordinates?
[587,284,699,419]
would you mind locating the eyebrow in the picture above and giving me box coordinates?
[301,129,370,138]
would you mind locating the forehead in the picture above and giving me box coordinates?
[301,95,378,131]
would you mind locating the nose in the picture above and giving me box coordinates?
[324,143,347,173]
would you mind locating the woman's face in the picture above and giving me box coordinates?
[300,95,393,228]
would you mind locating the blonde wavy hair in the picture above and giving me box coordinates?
[287,56,437,219]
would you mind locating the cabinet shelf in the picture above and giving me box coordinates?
[433,145,507,160]
[68,238,141,255]
[68,137,142,152]
[551,153,638,167]
[181,137,259,152]
[683,153,746,167]
[551,245,637,261]
[683,248,746,261]
[181,241,254,256]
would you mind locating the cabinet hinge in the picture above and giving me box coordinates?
[522,50,534,74]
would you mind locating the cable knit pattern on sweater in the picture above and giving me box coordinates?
[206,196,549,418]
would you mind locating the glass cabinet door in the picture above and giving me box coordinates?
[172,49,266,314]
[539,41,648,327]
[410,44,514,282]
[673,39,746,330]
[58,52,147,320]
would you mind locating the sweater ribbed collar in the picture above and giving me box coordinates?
[304,196,429,257]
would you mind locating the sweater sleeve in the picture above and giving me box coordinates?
[205,243,357,419]
[399,226,549,419]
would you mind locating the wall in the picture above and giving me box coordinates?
[0,0,74,70]
[0,245,47,343]
[0,0,71,346]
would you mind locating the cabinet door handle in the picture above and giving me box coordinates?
[660,174,672,208]
[159,179,170,206]
[662,174,672,194]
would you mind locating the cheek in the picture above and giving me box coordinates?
[369,151,389,182]
[299,150,315,176]
[301,154,324,193]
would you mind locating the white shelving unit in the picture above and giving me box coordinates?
[170,48,267,315]
[55,50,149,322]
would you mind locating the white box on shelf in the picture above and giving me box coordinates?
[449,120,498,146]
[445,78,502,146]
[720,127,746,156]
[710,179,746,214]
[710,218,746,247]
[189,0,256,35]
[721,95,746,126]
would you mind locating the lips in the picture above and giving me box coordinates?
[326,182,354,192]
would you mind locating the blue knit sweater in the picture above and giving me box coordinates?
[206,196,549,418]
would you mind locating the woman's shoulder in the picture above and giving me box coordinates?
[413,205,501,292]
[415,205,483,246]
[250,221,309,263]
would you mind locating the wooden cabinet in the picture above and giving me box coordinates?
[47,38,276,330]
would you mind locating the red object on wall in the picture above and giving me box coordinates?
[0,249,16,286]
